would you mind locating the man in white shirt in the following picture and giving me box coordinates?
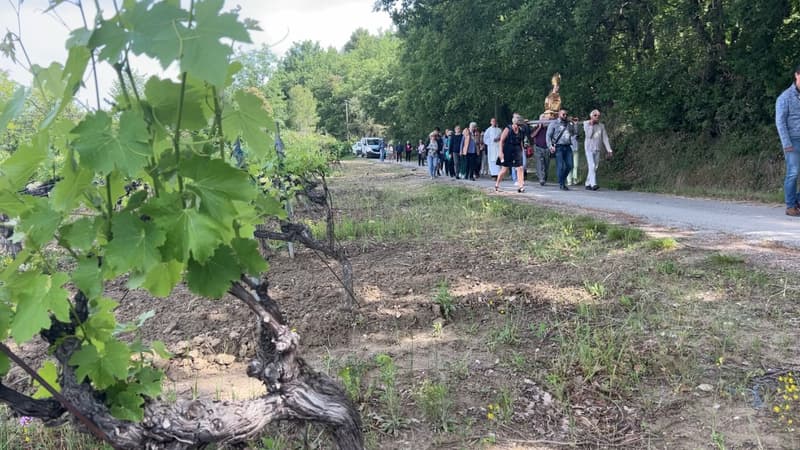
[483,118,502,177]
[583,109,613,190]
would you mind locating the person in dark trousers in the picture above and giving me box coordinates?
[405,141,412,162]
[450,125,463,178]
[531,113,551,186]
[444,129,455,177]
[461,122,480,181]
[434,127,444,176]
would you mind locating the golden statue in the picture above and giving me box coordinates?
[543,73,561,119]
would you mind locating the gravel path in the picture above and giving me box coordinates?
[384,160,800,249]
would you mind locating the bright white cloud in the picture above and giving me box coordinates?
[0,0,392,103]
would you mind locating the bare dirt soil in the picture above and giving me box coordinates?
[7,159,800,449]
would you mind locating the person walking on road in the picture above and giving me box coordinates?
[547,109,580,191]
[426,132,439,178]
[531,113,551,186]
[583,109,613,190]
[450,125,463,178]
[776,64,800,216]
[461,122,480,181]
[443,129,454,177]
[495,113,526,193]
[484,118,502,177]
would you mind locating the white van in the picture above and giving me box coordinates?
[358,137,384,158]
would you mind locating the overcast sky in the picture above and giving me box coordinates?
[0,0,393,103]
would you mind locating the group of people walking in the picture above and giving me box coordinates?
[385,109,613,192]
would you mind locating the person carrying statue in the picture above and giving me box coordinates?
[546,108,580,191]
[531,113,551,186]
[582,109,613,190]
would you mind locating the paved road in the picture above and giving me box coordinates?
[384,160,800,249]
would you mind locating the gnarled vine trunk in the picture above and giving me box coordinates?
[1,279,363,449]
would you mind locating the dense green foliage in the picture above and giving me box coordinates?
[0,0,341,423]
[378,0,800,139]
[233,30,401,141]
[226,1,800,160]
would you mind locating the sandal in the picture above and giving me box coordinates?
[517,186,526,193]
[494,184,499,192]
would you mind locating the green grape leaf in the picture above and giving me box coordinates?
[145,195,232,263]
[254,192,286,219]
[0,190,28,217]
[72,256,103,300]
[69,339,131,389]
[134,366,163,398]
[122,190,148,213]
[89,19,127,63]
[0,86,27,132]
[0,303,9,340]
[108,170,128,207]
[60,217,99,252]
[144,77,209,130]
[0,130,48,191]
[179,0,251,86]
[124,0,187,68]
[150,340,172,359]
[232,199,262,238]
[181,154,255,217]
[19,199,62,248]
[51,149,93,212]
[222,90,273,158]
[81,297,118,344]
[32,63,66,102]
[0,248,29,280]
[109,388,145,422]
[32,361,61,399]
[71,110,152,177]
[66,27,92,48]
[231,238,267,275]
[0,354,8,377]
[105,212,166,274]
[59,45,90,111]
[186,245,240,298]
[0,304,9,375]
[9,272,70,344]
[136,260,184,297]
[225,60,243,87]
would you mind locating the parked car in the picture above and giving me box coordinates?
[358,137,384,158]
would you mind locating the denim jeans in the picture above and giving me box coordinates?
[555,145,573,187]
[427,154,439,177]
[785,138,800,208]
[566,150,580,185]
